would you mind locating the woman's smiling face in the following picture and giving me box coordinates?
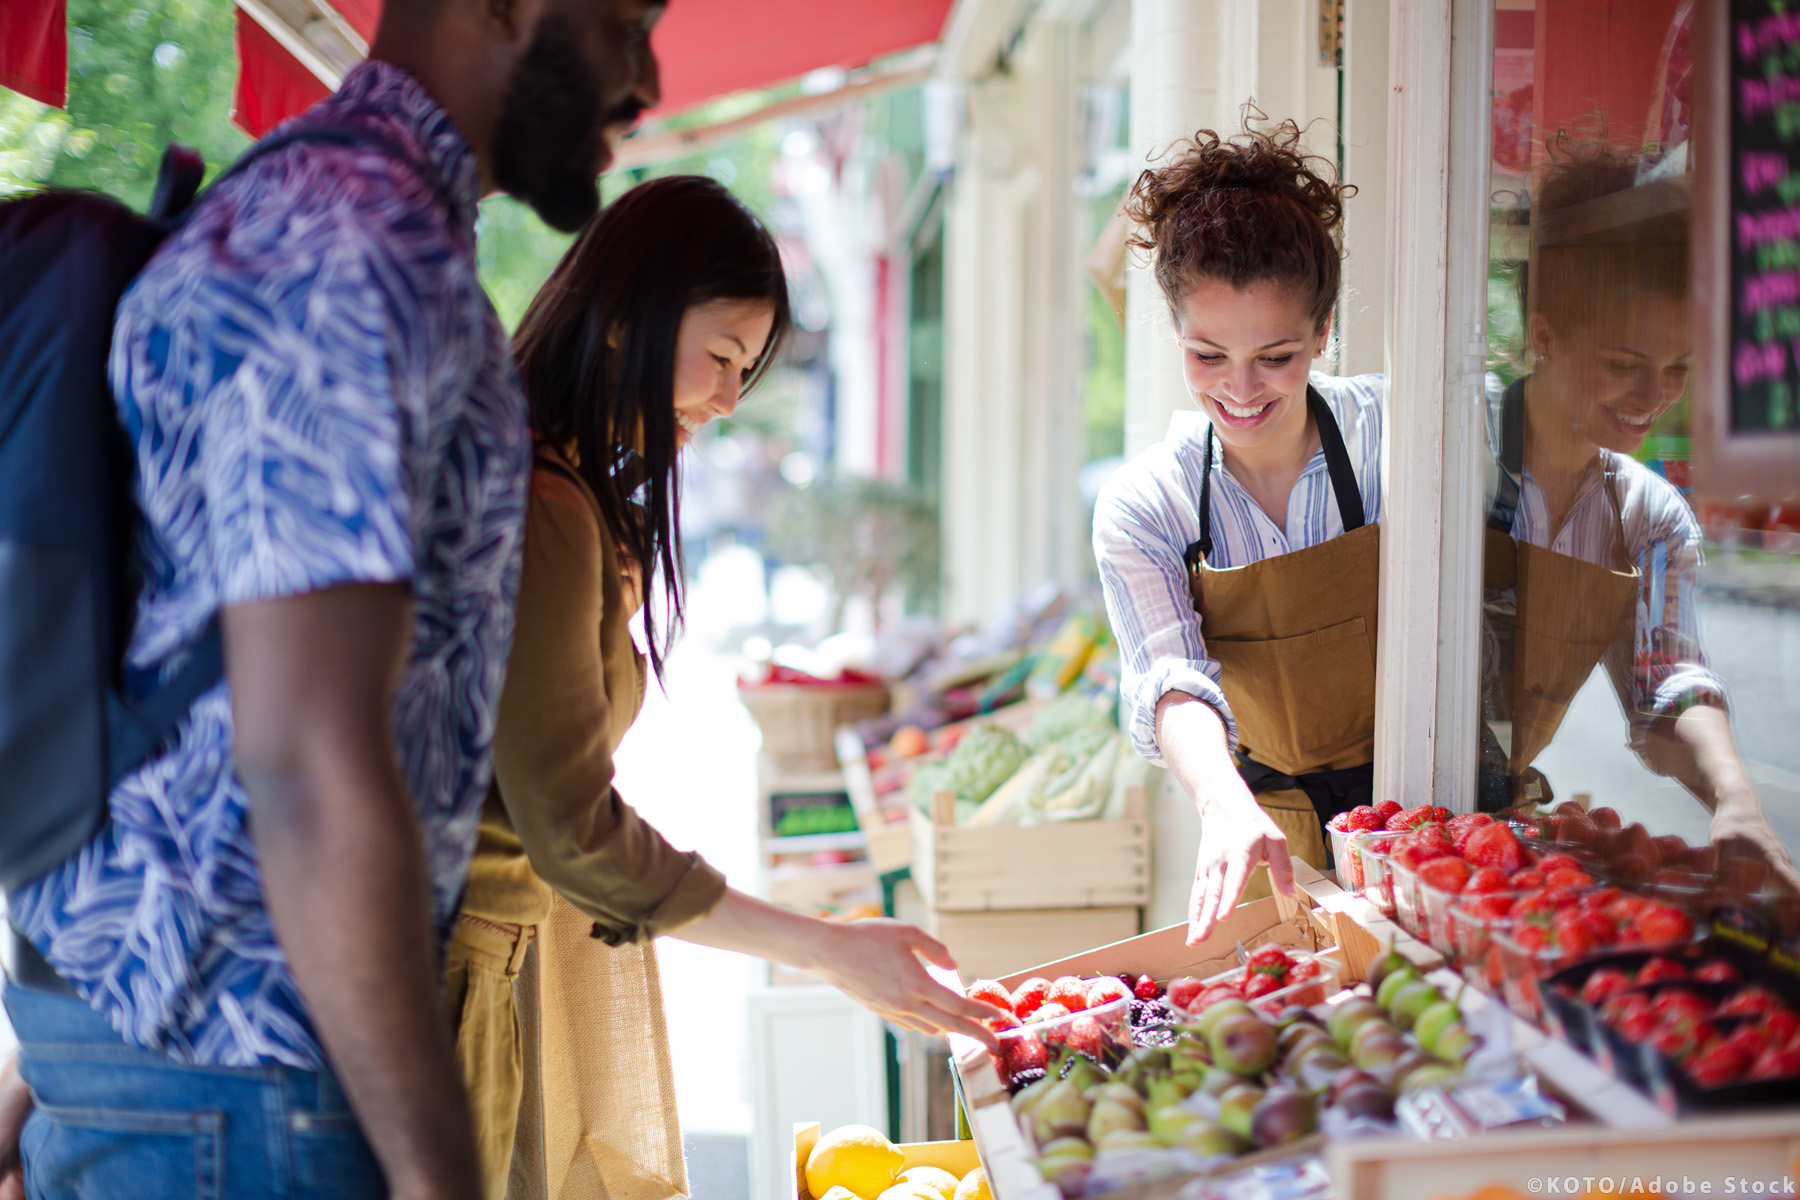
[1175,279,1330,452]
[1530,293,1691,456]
[671,297,776,447]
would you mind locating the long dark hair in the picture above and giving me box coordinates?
[513,175,791,679]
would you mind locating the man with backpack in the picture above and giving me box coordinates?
[0,0,665,1197]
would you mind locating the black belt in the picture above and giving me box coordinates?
[1236,755,1375,867]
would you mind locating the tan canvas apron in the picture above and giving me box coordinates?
[1482,379,1638,782]
[1182,387,1380,871]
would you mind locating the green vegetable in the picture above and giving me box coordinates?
[942,724,1028,803]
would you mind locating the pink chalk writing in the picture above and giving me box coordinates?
[1738,203,1800,248]
[1735,339,1789,387]
[1742,74,1800,118]
[1738,12,1800,60]
[1744,151,1791,195]
[1743,269,1800,312]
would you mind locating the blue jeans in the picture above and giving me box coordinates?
[5,982,386,1199]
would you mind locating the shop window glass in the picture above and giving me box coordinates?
[1477,0,1800,907]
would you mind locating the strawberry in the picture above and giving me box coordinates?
[1614,1005,1660,1042]
[1581,887,1627,913]
[1393,835,1452,872]
[1466,824,1527,874]
[1687,844,1719,876]
[1246,944,1293,976]
[1602,992,1653,1026]
[1589,806,1623,831]
[1551,812,1601,846]
[1544,867,1594,890]
[1066,1015,1106,1059]
[1634,903,1694,946]
[1287,958,1322,984]
[1086,977,1133,1008]
[1648,989,1712,1031]
[1508,869,1546,891]
[1722,1024,1770,1064]
[967,979,1016,1014]
[1327,812,1349,832]
[1686,1037,1754,1088]
[1463,893,1515,919]
[1634,957,1689,986]
[1535,852,1582,874]
[1580,967,1634,1006]
[1029,1002,1071,1026]
[1164,976,1204,1010]
[985,1010,1022,1032]
[1244,972,1285,999]
[1761,1008,1800,1044]
[1718,985,1783,1020]
[1552,910,1597,955]
[1385,805,1431,831]
[1748,1044,1800,1080]
[1651,834,1691,867]
[1430,806,1453,824]
[1418,856,1474,893]
[1373,800,1402,823]
[998,1034,1048,1080]
[1464,866,1512,894]
[1513,923,1550,953]
[1133,974,1162,1001]
[1650,1019,1714,1062]
[1048,975,1092,1012]
[1342,805,1384,833]
[1189,984,1244,1014]
[1011,977,1053,1018]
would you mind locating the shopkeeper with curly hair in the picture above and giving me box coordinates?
[1093,117,1385,945]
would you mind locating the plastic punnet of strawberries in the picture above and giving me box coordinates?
[1326,799,1403,888]
[970,973,1175,1090]
[1164,944,1335,1018]
[1591,958,1800,1092]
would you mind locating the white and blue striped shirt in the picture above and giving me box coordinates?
[1094,373,1386,766]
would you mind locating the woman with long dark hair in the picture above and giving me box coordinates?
[447,176,1001,1199]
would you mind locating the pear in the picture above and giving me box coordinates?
[1087,1095,1146,1143]
[1250,1086,1318,1148]
[1366,941,1410,995]
[1381,1048,1439,1091]
[1194,998,1256,1039]
[1143,1076,1193,1109]
[1434,1023,1478,1064]
[1412,999,1461,1056]
[1332,1079,1397,1121]
[1011,1076,1058,1118]
[1272,1004,1317,1031]
[1198,1065,1241,1097]
[1086,1082,1144,1112]
[1175,1118,1243,1159]
[1327,997,1386,1047]
[1032,1078,1091,1143]
[1062,1056,1105,1092]
[1217,1082,1264,1140]
[1348,1024,1408,1070]
[1209,1012,1279,1077]
[1172,1034,1213,1072]
[1388,980,1443,1032]
[1326,1066,1380,1102]
[1035,1138,1093,1192]
[1278,1024,1335,1058]
[1096,1129,1161,1154]
[1292,1047,1353,1095]
[1374,965,1420,1013]
[1146,1104,1209,1147]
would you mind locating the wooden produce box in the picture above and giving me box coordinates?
[793,1122,980,1199]
[912,784,1150,912]
[929,905,1144,983]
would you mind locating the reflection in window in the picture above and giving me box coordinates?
[1476,0,1800,920]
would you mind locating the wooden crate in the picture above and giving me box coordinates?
[793,1122,981,1199]
[928,905,1144,983]
[835,728,912,876]
[1329,1112,1800,1200]
[911,784,1150,912]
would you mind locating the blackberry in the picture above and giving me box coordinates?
[1006,1067,1047,1094]
[1135,1025,1180,1049]
[1058,1051,1103,1079]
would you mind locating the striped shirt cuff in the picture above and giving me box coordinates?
[1128,662,1239,767]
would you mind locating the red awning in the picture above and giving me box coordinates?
[6,0,955,140]
[0,0,66,109]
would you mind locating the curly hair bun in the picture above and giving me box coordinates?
[1124,114,1354,330]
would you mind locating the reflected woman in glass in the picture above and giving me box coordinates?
[1482,142,1797,891]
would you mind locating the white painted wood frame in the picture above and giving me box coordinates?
[1372,0,1492,812]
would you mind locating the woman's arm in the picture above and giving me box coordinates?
[1156,693,1294,944]
[1640,707,1800,893]
[671,890,1005,1048]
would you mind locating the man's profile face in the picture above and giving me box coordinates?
[492,0,664,232]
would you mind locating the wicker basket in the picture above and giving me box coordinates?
[737,681,890,773]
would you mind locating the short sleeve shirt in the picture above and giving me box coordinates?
[9,61,531,1069]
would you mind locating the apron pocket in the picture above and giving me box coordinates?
[1209,617,1376,776]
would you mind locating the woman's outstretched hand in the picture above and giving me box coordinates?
[810,919,1008,1050]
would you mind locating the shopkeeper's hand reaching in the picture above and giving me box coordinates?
[674,890,1009,1049]
[1156,692,1295,945]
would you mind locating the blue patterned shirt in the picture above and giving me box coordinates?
[9,62,530,1068]
[1093,373,1386,766]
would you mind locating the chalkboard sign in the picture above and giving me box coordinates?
[1729,0,1800,433]
[1694,0,1800,500]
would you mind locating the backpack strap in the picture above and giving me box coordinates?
[107,616,223,786]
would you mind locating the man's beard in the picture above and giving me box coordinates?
[491,16,607,233]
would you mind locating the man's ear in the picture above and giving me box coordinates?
[483,0,544,45]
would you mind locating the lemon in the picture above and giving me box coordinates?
[898,1166,960,1200]
[818,1190,863,1200]
[805,1125,905,1200]
[876,1186,942,1200]
[953,1167,991,1200]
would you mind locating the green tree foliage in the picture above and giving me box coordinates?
[0,0,246,205]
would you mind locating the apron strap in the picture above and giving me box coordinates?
[1184,385,1365,571]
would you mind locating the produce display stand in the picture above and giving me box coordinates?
[755,755,879,984]
[938,860,1800,1199]
[793,1122,981,1199]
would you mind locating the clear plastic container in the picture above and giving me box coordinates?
[1168,948,1346,1019]
[1489,924,1695,1027]
[989,992,1135,1079]
[1347,830,1407,916]
[1447,895,1538,992]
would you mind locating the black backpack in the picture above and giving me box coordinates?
[0,125,439,893]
